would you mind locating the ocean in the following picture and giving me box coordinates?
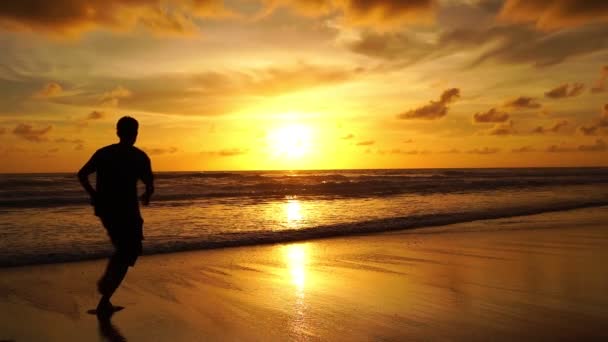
[1,168,608,267]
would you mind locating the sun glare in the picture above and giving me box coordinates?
[268,124,312,160]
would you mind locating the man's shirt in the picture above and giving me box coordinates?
[80,144,152,219]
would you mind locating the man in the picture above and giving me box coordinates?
[78,116,154,316]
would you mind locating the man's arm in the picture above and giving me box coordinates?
[140,155,154,206]
[78,153,98,204]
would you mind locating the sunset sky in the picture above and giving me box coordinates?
[0,0,607,172]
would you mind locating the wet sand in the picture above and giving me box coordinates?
[1,206,608,341]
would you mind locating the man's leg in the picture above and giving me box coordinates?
[97,252,129,312]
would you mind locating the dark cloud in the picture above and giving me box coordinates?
[473,108,510,123]
[397,88,460,120]
[512,146,536,153]
[0,127,5,134]
[545,83,585,99]
[349,31,432,62]
[340,133,355,140]
[32,82,62,98]
[466,147,500,154]
[146,147,178,155]
[578,139,607,152]
[349,24,608,68]
[12,123,52,142]
[484,120,516,136]
[262,0,437,29]
[498,0,608,30]
[504,96,542,109]
[356,140,375,146]
[0,0,230,36]
[591,65,608,93]
[532,120,569,134]
[383,148,430,155]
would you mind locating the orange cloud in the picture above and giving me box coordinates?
[591,66,608,94]
[397,88,460,120]
[499,0,608,30]
[578,104,608,136]
[87,111,105,120]
[100,86,132,107]
[12,123,52,142]
[0,0,230,37]
[33,82,63,98]
[356,140,375,146]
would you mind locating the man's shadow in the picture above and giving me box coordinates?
[87,307,127,342]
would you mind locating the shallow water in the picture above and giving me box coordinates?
[1,168,608,266]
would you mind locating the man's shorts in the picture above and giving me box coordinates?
[99,215,143,267]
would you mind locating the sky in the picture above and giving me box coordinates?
[0,0,607,172]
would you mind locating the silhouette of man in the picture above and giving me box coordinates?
[78,116,154,316]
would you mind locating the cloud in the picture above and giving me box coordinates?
[12,123,52,142]
[0,0,231,37]
[55,138,84,144]
[340,133,355,140]
[55,137,85,150]
[397,88,460,120]
[466,147,500,154]
[349,24,608,68]
[591,65,608,93]
[512,146,536,153]
[473,108,510,123]
[504,96,542,109]
[201,148,249,157]
[483,120,516,136]
[545,83,585,99]
[498,0,608,30]
[0,127,5,134]
[578,104,608,136]
[438,148,461,154]
[146,147,178,155]
[100,86,132,107]
[356,140,375,146]
[531,120,569,134]
[261,0,437,29]
[546,145,575,153]
[87,110,105,120]
[32,82,63,99]
[578,139,607,152]
[403,139,414,143]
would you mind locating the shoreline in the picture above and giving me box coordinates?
[3,203,608,269]
[1,206,608,340]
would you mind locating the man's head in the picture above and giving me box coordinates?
[116,116,138,145]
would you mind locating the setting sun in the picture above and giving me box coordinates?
[267,124,313,160]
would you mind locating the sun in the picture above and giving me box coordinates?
[268,124,312,159]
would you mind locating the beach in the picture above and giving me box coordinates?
[1,206,608,341]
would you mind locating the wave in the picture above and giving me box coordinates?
[2,199,606,268]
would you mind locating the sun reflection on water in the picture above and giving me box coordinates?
[285,199,303,223]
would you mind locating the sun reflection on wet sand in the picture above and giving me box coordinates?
[283,243,312,337]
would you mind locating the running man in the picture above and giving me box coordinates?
[78,116,154,316]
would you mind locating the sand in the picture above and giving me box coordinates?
[1,206,608,341]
